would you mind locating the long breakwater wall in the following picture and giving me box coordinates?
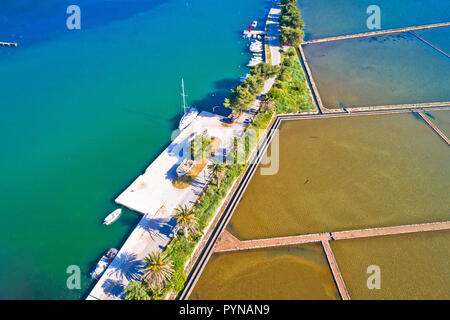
[302,22,450,45]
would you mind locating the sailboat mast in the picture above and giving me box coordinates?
[181,78,187,114]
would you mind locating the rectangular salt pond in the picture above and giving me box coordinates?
[330,230,450,299]
[190,243,340,300]
[298,0,450,41]
[227,113,450,240]
[415,26,450,54]
[302,32,450,109]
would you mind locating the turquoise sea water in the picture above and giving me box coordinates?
[0,0,269,299]
[298,0,450,41]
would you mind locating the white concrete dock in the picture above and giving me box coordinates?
[87,89,274,299]
[87,3,280,299]
[266,4,281,66]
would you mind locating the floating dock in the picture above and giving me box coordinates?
[0,42,18,47]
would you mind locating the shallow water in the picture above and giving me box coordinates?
[426,110,450,138]
[227,113,450,240]
[190,244,340,300]
[331,230,450,299]
[298,0,450,41]
[303,32,450,109]
[0,0,269,299]
[415,26,450,55]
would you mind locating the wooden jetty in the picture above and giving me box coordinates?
[302,22,450,45]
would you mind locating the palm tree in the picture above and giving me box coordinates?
[208,162,226,188]
[172,204,199,239]
[142,250,174,290]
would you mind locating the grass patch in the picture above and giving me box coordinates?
[266,48,315,113]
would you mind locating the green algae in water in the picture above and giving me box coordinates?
[190,243,340,300]
[227,113,450,240]
[330,230,450,300]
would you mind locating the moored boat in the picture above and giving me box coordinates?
[103,208,122,225]
[90,248,118,280]
[176,158,195,177]
[179,79,199,131]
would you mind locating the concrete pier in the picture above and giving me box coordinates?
[302,22,450,45]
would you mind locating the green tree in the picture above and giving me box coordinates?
[208,162,226,189]
[124,281,153,300]
[172,205,200,239]
[232,86,255,111]
[142,250,174,289]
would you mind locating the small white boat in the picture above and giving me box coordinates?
[103,209,122,225]
[176,158,194,177]
[247,60,263,67]
[252,21,258,28]
[240,73,250,82]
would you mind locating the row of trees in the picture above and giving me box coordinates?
[124,162,228,300]
[279,0,305,47]
[224,63,279,112]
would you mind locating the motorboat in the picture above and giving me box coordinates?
[252,21,258,28]
[103,208,122,225]
[90,248,118,280]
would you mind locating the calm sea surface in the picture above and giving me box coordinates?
[0,0,269,299]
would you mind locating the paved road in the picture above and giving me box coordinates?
[267,5,281,66]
